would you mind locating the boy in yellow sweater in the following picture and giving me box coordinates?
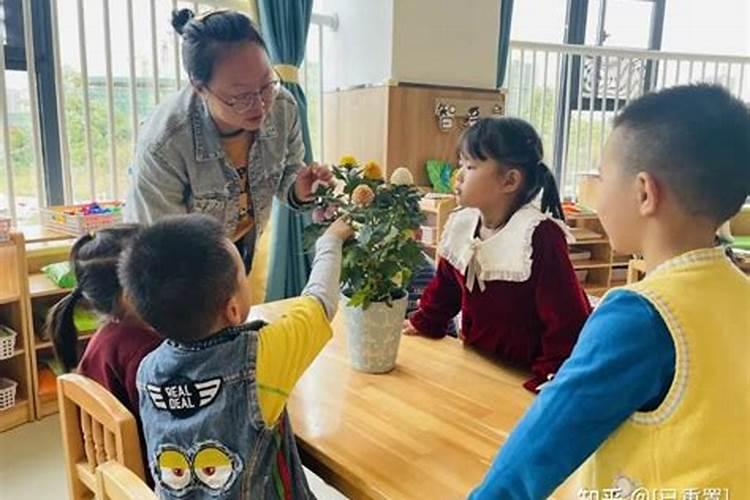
[121,214,352,499]
[471,84,750,499]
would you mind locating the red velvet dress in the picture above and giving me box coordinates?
[409,206,591,392]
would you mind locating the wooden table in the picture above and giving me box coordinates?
[252,300,579,500]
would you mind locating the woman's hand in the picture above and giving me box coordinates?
[295,162,334,202]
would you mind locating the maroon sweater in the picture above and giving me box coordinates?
[78,320,162,418]
[409,220,592,392]
[78,319,162,483]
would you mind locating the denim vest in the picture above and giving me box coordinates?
[137,324,314,499]
[125,86,305,257]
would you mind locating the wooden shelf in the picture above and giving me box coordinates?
[38,392,58,418]
[0,348,25,360]
[28,273,70,299]
[0,292,20,305]
[572,259,611,270]
[584,286,610,296]
[569,227,604,241]
[610,279,627,288]
[569,238,609,245]
[0,398,31,432]
[20,225,75,245]
[35,332,94,351]
[0,233,33,431]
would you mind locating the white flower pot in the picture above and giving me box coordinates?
[341,293,408,374]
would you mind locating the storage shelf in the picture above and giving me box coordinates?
[569,238,609,245]
[38,392,58,418]
[572,259,611,270]
[0,292,20,305]
[0,348,25,360]
[35,332,94,351]
[28,273,70,299]
[0,398,30,432]
[584,286,610,296]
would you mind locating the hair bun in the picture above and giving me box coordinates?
[171,8,195,35]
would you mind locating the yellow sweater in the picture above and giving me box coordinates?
[581,248,750,497]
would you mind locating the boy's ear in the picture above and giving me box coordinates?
[636,171,660,217]
[224,296,243,326]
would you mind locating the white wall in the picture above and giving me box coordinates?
[391,0,501,88]
[318,0,502,90]
[318,0,394,91]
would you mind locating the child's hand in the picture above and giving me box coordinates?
[402,319,419,336]
[324,217,354,241]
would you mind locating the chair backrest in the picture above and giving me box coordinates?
[627,258,647,284]
[95,461,157,500]
[57,373,146,500]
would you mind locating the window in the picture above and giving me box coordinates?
[0,0,330,222]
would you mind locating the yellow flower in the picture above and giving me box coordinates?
[339,155,358,168]
[361,161,384,180]
[391,271,404,288]
[351,184,375,207]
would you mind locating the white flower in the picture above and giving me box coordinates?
[390,167,414,186]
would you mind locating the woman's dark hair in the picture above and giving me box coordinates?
[460,117,565,221]
[171,8,267,86]
[45,224,141,372]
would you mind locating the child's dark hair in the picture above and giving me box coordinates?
[119,214,239,343]
[45,225,142,372]
[460,117,565,220]
[613,84,750,224]
[171,8,267,86]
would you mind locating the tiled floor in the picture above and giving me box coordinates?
[0,416,346,499]
[0,416,67,500]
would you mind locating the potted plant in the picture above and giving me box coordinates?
[305,156,425,373]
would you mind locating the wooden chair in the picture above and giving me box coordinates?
[95,461,157,500]
[626,258,647,284]
[57,373,146,500]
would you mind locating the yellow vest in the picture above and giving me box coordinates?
[581,248,750,497]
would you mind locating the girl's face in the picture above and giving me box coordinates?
[455,153,522,211]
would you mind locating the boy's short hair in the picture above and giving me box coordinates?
[119,214,239,342]
[613,84,750,223]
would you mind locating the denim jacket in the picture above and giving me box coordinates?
[124,86,305,250]
[137,324,314,500]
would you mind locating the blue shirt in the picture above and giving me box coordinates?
[469,290,676,500]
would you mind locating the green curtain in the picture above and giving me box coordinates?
[497,0,515,88]
[258,0,315,300]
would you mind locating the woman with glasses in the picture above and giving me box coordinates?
[125,8,331,272]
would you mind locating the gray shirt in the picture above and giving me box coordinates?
[303,234,345,320]
[125,86,305,250]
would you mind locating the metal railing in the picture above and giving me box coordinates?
[504,40,750,198]
[0,1,333,221]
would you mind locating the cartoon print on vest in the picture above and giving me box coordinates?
[155,441,243,497]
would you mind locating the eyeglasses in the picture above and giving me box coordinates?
[206,77,281,114]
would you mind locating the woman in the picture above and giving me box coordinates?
[125,8,330,271]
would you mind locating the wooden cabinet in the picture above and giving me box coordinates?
[566,214,628,297]
[323,83,505,186]
[23,229,76,420]
[0,233,33,432]
[418,195,456,262]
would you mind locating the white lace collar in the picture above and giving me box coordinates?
[438,205,573,291]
